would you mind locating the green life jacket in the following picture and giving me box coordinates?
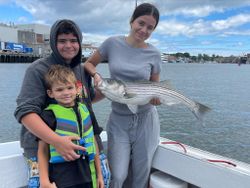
[45,103,96,163]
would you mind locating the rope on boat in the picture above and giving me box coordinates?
[161,141,237,167]
[207,159,237,167]
[161,141,187,153]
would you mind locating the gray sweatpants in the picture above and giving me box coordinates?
[107,107,160,188]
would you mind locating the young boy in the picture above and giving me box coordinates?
[38,65,104,188]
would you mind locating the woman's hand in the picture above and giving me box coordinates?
[150,97,161,106]
[93,72,103,87]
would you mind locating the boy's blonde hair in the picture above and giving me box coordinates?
[45,65,77,89]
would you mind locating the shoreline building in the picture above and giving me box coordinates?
[17,23,51,56]
[0,23,18,43]
[0,23,50,56]
[0,23,97,60]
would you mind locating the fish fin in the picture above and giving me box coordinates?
[127,105,138,114]
[159,80,174,89]
[192,101,211,123]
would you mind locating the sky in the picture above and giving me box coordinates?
[0,0,250,56]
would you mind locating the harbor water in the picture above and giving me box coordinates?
[0,63,250,164]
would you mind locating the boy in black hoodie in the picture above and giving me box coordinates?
[15,19,103,187]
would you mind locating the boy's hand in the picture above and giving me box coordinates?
[53,135,86,161]
[97,176,104,188]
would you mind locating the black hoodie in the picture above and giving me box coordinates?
[14,19,102,158]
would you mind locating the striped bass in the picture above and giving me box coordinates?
[97,78,211,121]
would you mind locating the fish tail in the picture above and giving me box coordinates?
[193,102,211,124]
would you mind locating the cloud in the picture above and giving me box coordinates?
[157,19,211,37]
[165,5,222,17]
[0,0,10,4]
[158,12,250,38]
[212,14,250,30]
[17,16,28,23]
[11,0,250,36]
[225,29,250,35]
[2,0,250,56]
[157,0,250,17]
[14,0,135,34]
[82,32,110,46]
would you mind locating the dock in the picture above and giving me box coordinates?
[0,53,41,63]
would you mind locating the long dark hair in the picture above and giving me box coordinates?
[130,3,160,29]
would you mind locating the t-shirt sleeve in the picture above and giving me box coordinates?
[14,62,47,123]
[98,37,113,61]
[40,110,56,131]
[152,50,162,75]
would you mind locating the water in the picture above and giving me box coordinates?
[1,63,250,164]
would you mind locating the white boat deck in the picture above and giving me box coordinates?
[0,132,250,188]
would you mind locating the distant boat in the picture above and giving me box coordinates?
[238,55,247,66]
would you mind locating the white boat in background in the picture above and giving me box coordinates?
[0,132,250,188]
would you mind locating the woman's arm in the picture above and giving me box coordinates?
[150,73,160,82]
[84,50,102,75]
[84,50,105,103]
[84,50,103,86]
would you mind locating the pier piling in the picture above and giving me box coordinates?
[0,53,40,63]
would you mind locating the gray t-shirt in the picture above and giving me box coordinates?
[99,36,162,114]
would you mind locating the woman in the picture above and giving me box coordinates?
[84,3,161,188]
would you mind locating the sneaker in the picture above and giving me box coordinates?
[27,157,40,188]
[99,152,111,188]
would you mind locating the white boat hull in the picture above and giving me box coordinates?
[0,132,250,188]
[154,137,250,188]
[0,141,28,188]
